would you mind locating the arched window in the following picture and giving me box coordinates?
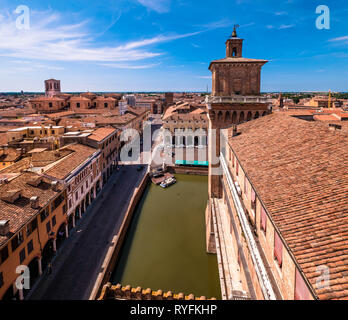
[225,111,231,122]
[232,111,237,124]
[239,111,245,123]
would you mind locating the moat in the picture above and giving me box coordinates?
[110,174,221,299]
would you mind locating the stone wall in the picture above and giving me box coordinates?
[167,165,208,175]
[98,283,217,300]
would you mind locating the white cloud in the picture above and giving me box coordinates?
[267,24,294,30]
[329,35,348,42]
[98,63,159,69]
[275,11,287,16]
[0,11,202,64]
[279,24,295,29]
[136,0,171,13]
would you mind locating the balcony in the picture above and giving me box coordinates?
[206,95,272,107]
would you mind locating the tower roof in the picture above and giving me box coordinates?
[209,57,268,70]
[229,24,242,40]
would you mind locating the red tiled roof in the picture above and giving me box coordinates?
[227,113,348,300]
[0,172,64,246]
[87,127,117,142]
[45,144,98,180]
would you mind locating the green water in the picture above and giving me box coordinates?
[111,174,221,299]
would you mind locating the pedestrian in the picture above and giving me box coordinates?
[48,263,52,275]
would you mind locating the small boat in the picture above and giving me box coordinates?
[160,177,177,188]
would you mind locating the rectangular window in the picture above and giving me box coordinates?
[19,248,26,263]
[0,272,3,288]
[75,192,78,201]
[11,231,24,251]
[27,240,34,254]
[274,231,283,268]
[46,221,51,234]
[52,194,64,211]
[52,216,56,227]
[236,161,239,176]
[295,269,311,300]
[40,208,49,222]
[251,188,256,210]
[0,246,9,265]
[26,218,37,236]
[260,207,267,233]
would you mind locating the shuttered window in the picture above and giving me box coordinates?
[251,188,256,211]
[260,207,267,232]
[295,269,311,300]
[251,188,256,203]
[236,161,239,176]
[274,231,283,267]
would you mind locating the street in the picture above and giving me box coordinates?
[27,164,146,300]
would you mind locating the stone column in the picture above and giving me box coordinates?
[18,288,24,301]
[53,238,57,253]
[72,215,76,228]
[65,223,69,238]
[79,206,82,219]
[38,257,43,276]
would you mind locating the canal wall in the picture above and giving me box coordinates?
[98,283,217,300]
[89,172,150,300]
[167,165,208,176]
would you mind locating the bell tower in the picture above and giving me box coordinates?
[206,28,271,200]
[226,25,243,58]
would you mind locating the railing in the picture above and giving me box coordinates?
[206,95,272,106]
[220,153,276,300]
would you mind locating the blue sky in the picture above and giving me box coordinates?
[0,0,347,92]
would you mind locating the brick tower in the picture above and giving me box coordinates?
[205,26,271,253]
[45,79,61,97]
[206,26,271,199]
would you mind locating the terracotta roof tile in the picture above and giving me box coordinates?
[227,113,348,300]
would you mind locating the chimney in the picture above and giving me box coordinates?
[233,124,238,136]
[0,220,10,236]
[51,180,59,191]
[329,124,342,131]
[30,196,39,209]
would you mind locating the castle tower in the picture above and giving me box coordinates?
[278,92,284,108]
[45,79,61,97]
[206,26,271,199]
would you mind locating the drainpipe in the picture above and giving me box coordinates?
[220,153,276,300]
